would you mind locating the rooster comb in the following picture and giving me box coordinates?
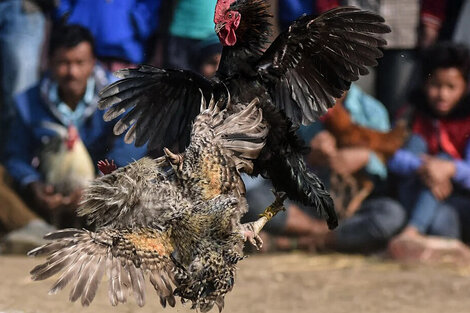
[214,0,237,22]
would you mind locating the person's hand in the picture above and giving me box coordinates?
[308,130,337,166]
[28,181,64,212]
[62,188,83,212]
[329,147,371,176]
[430,179,453,201]
[419,24,439,48]
[418,156,455,200]
[418,155,455,184]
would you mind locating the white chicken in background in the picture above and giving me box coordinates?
[39,122,95,196]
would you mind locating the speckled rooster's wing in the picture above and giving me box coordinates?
[28,228,179,308]
[77,157,185,229]
[31,158,186,308]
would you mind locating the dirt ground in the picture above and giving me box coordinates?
[1,253,470,313]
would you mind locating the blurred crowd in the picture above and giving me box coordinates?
[0,0,469,265]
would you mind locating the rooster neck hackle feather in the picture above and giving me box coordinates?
[216,0,272,77]
[229,0,272,54]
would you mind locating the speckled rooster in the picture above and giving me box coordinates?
[28,95,285,312]
[95,0,390,229]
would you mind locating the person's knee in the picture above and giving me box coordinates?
[428,205,460,238]
[368,198,407,238]
[333,198,406,253]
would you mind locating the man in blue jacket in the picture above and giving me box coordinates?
[3,25,147,225]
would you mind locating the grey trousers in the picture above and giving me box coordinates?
[243,176,406,253]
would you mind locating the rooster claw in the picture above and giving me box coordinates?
[241,224,263,250]
[270,190,287,207]
[244,230,263,250]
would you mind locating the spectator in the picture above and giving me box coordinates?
[453,0,470,49]
[276,1,446,118]
[356,0,420,118]
[193,34,223,78]
[337,1,451,120]
[0,0,54,156]
[388,43,470,261]
[54,0,162,72]
[435,0,465,43]
[164,0,219,71]
[244,85,407,253]
[278,0,315,30]
[277,0,339,30]
[2,25,147,228]
[418,0,447,48]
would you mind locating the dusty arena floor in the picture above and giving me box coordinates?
[1,253,470,313]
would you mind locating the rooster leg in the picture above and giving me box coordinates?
[241,191,287,249]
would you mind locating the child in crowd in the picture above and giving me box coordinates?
[388,43,470,261]
[191,35,222,78]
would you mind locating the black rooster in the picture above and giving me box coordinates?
[99,1,390,229]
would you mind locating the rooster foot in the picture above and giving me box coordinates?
[241,190,287,250]
[98,159,117,175]
[241,224,264,250]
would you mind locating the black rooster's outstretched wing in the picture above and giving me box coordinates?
[99,65,214,152]
[255,7,390,125]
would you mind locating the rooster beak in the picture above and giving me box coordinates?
[214,22,226,33]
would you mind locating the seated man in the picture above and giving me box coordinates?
[244,84,407,253]
[2,25,147,230]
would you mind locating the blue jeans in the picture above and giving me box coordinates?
[397,135,470,241]
[401,183,470,240]
[244,176,406,252]
[0,0,45,155]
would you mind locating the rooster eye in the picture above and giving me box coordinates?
[228,13,232,18]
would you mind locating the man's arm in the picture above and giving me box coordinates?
[388,134,427,176]
[105,134,147,168]
[3,109,41,187]
[452,139,470,190]
[420,0,447,47]
[3,93,68,211]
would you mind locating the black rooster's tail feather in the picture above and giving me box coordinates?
[267,153,338,229]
